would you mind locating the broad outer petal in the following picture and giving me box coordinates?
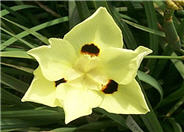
[64,7,123,55]
[56,76,102,124]
[28,38,80,81]
[99,46,152,85]
[21,67,58,107]
[99,79,150,114]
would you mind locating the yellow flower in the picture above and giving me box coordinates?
[22,7,152,124]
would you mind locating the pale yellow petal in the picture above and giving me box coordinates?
[56,78,102,124]
[28,38,79,81]
[99,79,150,114]
[64,7,123,55]
[99,46,152,85]
[21,67,58,107]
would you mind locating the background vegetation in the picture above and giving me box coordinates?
[1,1,184,132]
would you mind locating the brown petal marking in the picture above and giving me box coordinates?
[81,43,100,57]
[55,78,67,87]
[102,80,118,94]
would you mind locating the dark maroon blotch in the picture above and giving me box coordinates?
[55,78,66,87]
[102,80,118,94]
[81,43,100,56]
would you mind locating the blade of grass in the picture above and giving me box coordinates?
[171,52,184,79]
[121,18,165,37]
[68,1,81,29]
[1,88,22,104]
[76,120,117,131]
[1,17,68,50]
[1,119,39,131]
[1,4,31,26]
[95,108,144,132]
[137,70,163,102]
[160,82,184,107]
[2,109,65,130]
[94,108,127,128]
[1,72,29,93]
[137,79,164,132]
[50,127,76,132]
[1,62,33,73]
[0,5,37,17]
[126,115,144,132]
[144,1,159,54]
[153,45,173,78]
[1,88,33,108]
[166,96,184,117]
[0,51,32,59]
[0,27,35,49]
[119,14,138,23]
[75,1,90,21]
[2,109,64,118]
[111,6,137,49]
[144,1,159,74]
[168,118,183,132]
[1,17,49,45]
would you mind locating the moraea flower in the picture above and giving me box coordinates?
[22,7,152,124]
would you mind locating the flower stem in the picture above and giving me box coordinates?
[144,55,184,60]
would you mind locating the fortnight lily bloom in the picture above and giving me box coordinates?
[22,7,152,124]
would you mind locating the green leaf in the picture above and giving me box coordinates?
[110,5,137,49]
[1,108,65,130]
[162,118,183,132]
[0,27,35,49]
[68,1,81,29]
[1,72,29,93]
[76,120,117,131]
[119,14,138,23]
[1,17,49,45]
[1,88,22,104]
[1,62,33,73]
[2,109,64,118]
[75,1,90,21]
[1,17,68,50]
[144,1,159,74]
[0,51,32,59]
[1,88,33,109]
[50,127,77,132]
[0,5,37,17]
[160,82,184,107]
[121,18,165,37]
[137,79,164,132]
[168,118,182,132]
[171,52,184,79]
[1,4,31,25]
[137,70,163,102]
[95,108,127,128]
[126,115,144,132]
[144,1,159,54]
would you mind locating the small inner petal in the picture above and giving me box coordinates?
[81,43,100,57]
[55,78,67,87]
[102,80,118,94]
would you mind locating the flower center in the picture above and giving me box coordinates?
[102,80,118,94]
[55,78,67,87]
[81,43,100,57]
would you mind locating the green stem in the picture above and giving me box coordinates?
[166,96,184,117]
[144,55,184,60]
